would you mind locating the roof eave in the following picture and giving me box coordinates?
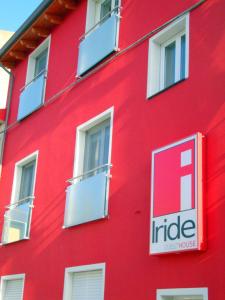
[0,0,53,59]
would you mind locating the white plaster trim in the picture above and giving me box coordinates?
[147,13,189,98]
[0,274,25,300]
[157,287,208,300]
[73,107,114,179]
[63,263,105,300]
[11,150,39,205]
[26,36,51,84]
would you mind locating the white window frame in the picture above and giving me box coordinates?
[71,108,113,217]
[63,263,105,300]
[160,30,185,90]
[0,124,5,175]
[157,288,208,300]
[95,0,118,23]
[73,107,113,181]
[147,14,189,98]
[4,151,39,242]
[25,36,51,85]
[85,0,120,32]
[0,274,25,300]
[11,151,39,206]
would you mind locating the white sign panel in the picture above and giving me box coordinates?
[150,133,204,254]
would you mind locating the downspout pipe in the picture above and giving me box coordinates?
[0,63,14,176]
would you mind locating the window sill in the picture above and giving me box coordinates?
[147,78,187,100]
[62,215,108,229]
[1,237,30,246]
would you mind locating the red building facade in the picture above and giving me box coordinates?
[0,0,224,299]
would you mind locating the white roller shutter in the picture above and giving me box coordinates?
[72,269,104,300]
[3,279,24,300]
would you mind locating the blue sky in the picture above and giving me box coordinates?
[0,1,43,32]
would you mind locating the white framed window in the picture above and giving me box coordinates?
[83,119,110,177]
[0,274,25,300]
[73,107,113,181]
[63,108,113,227]
[77,0,120,76]
[157,288,208,300]
[1,151,38,244]
[63,263,105,300]
[26,36,50,84]
[17,37,50,121]
[86,0,120,32]
[147,14,189,98]
[11,151,38,205]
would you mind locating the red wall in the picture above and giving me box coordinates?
[0,0,225,299]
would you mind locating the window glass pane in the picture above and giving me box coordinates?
[114,0,119,13]
[100,0,112,21]
[19,161,35,200]
[164,41,176,88]
[180,34,186,79]
[17,161,35,237]
[83,119,110,177]
[84,130,102,172]
[34,48,48,77]
[103,125,110,165]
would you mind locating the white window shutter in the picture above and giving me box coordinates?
[72,270,104,300]
[3,279,24,300]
